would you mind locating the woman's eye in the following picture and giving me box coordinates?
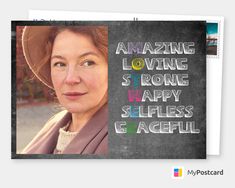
[83,61,95,67]
[53,62,66,67]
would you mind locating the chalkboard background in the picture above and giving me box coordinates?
[108,21,206,159]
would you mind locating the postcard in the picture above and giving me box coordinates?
[12,21,206,159]
[28,11,223,156]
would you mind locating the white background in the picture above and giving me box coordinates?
[1,0,235,187]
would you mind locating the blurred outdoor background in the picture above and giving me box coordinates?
[16,26,61,153]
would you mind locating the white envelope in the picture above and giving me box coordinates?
[28,10,224,155]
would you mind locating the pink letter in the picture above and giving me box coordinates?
[128,90,142,102]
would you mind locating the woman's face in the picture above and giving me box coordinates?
[50,30,108,114]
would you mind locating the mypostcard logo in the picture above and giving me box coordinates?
[172,167,224,179]
[187,169,224,176]
[172,167,184,179]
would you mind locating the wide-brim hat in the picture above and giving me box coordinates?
[22,26,54,89]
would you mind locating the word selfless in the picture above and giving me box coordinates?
[121,105,193,118]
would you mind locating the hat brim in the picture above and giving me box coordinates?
[22,26,54,89]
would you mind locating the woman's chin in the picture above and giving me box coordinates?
[65,106,85,114]
[63,103,103,115]
[63,103,91,114]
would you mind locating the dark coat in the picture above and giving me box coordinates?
[22,104,108,155]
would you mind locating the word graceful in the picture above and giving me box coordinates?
[114,121,200,134]
[116,42,195,54]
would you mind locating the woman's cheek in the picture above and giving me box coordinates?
[84,76,99,91]
[86,71,107,91]
[51,72,65,91]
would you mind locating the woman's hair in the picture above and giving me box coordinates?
[36,26,108,77]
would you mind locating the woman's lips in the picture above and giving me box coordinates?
[63,92,87,100]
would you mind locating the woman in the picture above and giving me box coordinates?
[21,25,108,155]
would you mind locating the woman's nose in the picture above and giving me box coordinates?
[65,66,81,85]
